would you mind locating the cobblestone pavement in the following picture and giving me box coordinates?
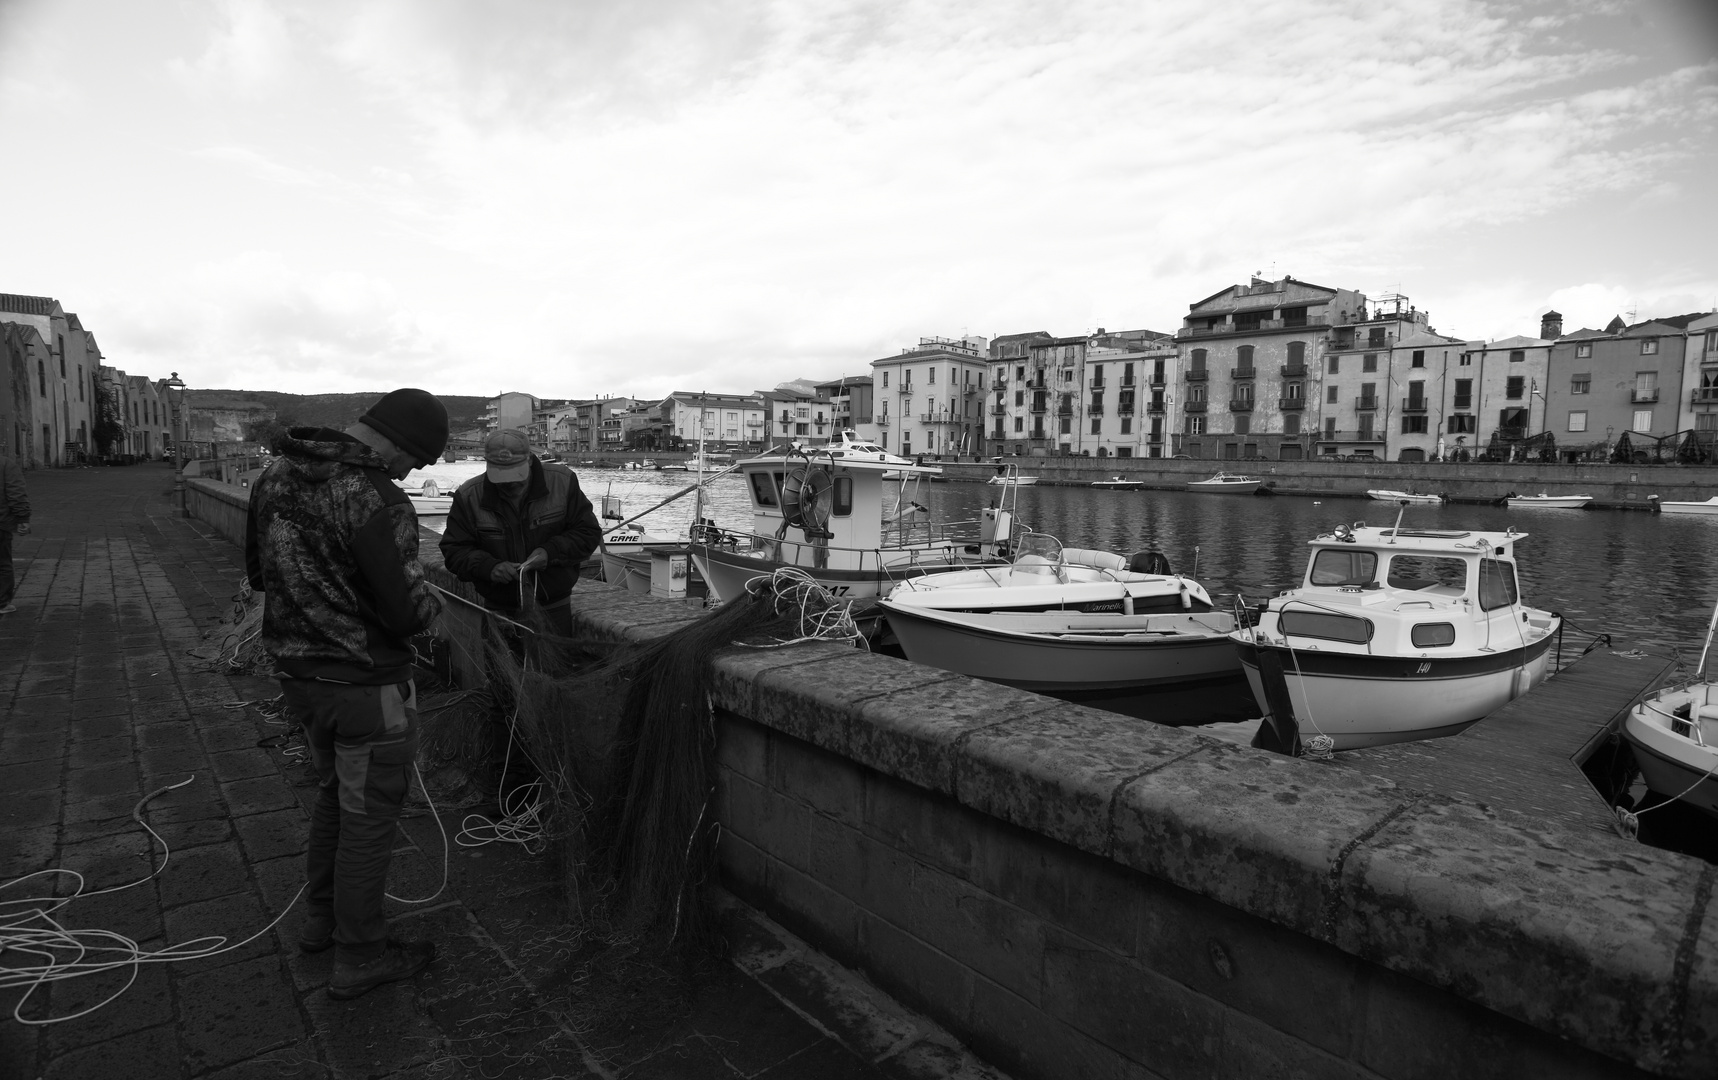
[0,464,1000,1080]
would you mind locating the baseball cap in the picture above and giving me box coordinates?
[484,429,532,483]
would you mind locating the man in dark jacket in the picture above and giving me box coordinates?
[245,388,447,1000]
[439,428,602,636]
[0,454,31,615]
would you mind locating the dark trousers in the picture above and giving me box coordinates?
[282,678,420,964]
[0,528,13,606]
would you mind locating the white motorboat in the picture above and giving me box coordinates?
[987,465,1038,487]
[1186,472,1261,494]
[660,451,735,472]
[1091,477,1144,491]
[1367,489,1442,505]
[1653,496,1718,516]
[1620,598,1718,819]
[1230,518,1562,750]
[878,534,1238,695]
[398,478,452,516]
[600,521,691,596]
[687,446,1014,604]
[1505,492,1593,509]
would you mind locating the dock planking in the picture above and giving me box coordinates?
[1325,647,1678,835]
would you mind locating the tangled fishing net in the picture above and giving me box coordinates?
[185,577,273,676]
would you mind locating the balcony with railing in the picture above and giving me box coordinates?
[920,413,961,424]
[1356,396,1379,410]
[1229,398,1254,412]
[1453,397,1472,409]
[877,415,889,427]
[1121,375,1136,387]
[1030,400,1049,414]
[1693,388,1718,405]
[1279,397,1305,410]
[1089,405,1105,416]
[1185,369,1209,382]
[1401,398,1428,413]
[993,376,1008,389]
[1231,367,1256,380]
[1185,400,1208,413]
[1147,399,1166,413]
[989,404,1009,416]
[1317,429,1386,444]
[1150,374,1165,387]
[1057,404,1074,417]
[1281,363,1307,377]
[1633,388,1660,403]
[1116,403,1134,416]
[1090,378,1105,389]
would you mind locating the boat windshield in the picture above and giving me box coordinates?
[1015,532,1063,564]
[1386,555,1466,592]
[1310,549,1377,587]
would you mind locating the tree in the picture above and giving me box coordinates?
[92,381,127,456]
[246,412,297,451]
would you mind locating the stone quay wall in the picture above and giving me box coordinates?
[186,489,1715,1079]
[937,456,1718,507]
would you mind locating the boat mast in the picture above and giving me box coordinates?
[693,392,706,530]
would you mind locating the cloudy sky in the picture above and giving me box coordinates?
[2,0,1714,400]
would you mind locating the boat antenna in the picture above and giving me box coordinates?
[1192,544,1200,577]
[1696,595,1718,680]
[1390,499,1407,543]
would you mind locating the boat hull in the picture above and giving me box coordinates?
[1186,481,1259,494]
[987,477,1038,486]
[1506,496,1592,509]
[1658,498,1718,516]
[690,545,983,603]
[1232,631,1558,749]
[881,605,1240,691]
[1622,692,1718,817]
[1366,489,1441,504]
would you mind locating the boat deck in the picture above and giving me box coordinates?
[1324,647,1677,835]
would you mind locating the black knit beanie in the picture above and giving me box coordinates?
[360,388,449,466]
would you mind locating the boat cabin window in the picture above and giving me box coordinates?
[749,471,781,508]
[1309,549,1377,587]
[1411,623,1457,647]
[1386,555,1466,592]
[1477,558,1519,611]
[1280,610,1374,643]
[833,476,852,517]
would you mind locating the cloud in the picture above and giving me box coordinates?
[167,0,295,92]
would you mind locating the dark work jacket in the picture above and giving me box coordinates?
[244,428,441,685]
[439,457,602,611]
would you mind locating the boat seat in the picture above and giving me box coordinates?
[1061,548,1129,573]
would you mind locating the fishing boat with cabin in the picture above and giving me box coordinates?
[1230,512,1562,750]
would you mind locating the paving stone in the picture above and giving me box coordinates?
[211,746,279,783]
[156,842,252,909]
[70,696,133,719]
[67,735,134,771]
[0,759,64,793]
[40,1022,179,1080]
[136,723,201,751]
[53,832,160,894]
[198,1042,330,1079]
[67,713,130,743]
[0,824,61,880]
[0,787,65,829]
[163,889,280,970]
[177,956,306,1074]
[302,979,449,1079]
[202,722,267,753]
[221,775,302,816]
[43,957,175,1060]
[0,730,66,764]
[66,761,143,800]
[233,807,310,864]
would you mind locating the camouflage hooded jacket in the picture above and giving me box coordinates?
[244,428,441,685]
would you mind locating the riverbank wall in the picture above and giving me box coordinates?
[184,482,1716,1078]
[934,457,1718,509]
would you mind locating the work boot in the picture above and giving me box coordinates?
[327,940,436,1000]
[298,909,334,953]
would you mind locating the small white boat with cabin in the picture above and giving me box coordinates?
[1652,495,1718,516]
[1367,489,1442,505]
[1505,492,1593,509]
[1230,517,1561,750]
[1091,476,1144,491]
[687,446,1014,604]
[660,451,735,472]
[1621,598,1718,819]
[878,533,1238,695]
[1186,472,1261,494]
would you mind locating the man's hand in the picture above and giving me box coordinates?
[520,548,549,573]
[490,561,520,583]
[15,523,29,536]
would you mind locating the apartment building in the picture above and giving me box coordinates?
[1,293,97,466]
[662,391,765,450]
[871,336,990,458]
[815,376,876,444]
[1546,311,1718,460]
[1451,324,1553,460]
[481,391,537,435]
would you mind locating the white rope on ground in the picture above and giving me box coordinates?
[0,777,307,1025]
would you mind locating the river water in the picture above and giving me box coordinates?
[412,461,1713,656]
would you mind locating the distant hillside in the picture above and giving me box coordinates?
[186,390,490,432]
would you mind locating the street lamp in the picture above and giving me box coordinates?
[165,372,188,517]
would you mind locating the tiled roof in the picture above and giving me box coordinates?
[0,293,60,317]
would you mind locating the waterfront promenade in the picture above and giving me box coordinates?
[0,465,992,1080]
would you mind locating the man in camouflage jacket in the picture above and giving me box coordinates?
[244,388,447,1000]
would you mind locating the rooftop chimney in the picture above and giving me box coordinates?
[1540,310,1563,339]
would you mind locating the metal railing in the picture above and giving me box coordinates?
[1231,367,1256,379]
[1356,397,1378,410]
[1401,398,1428,413]
[1633,388,1660,403]
[1281,363,1307,377]
[1185,401,1208,413]
[1185,370,1209,382]
[1229,399,1254,412]
[1278,398,1305,410]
